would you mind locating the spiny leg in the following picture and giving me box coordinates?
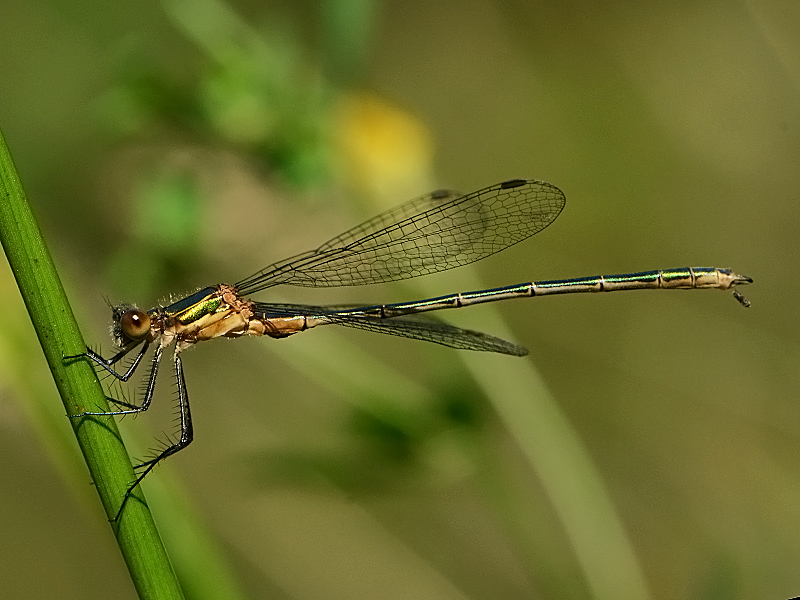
[64,342,153,413]
[112,351,194,522]
[68,344,163,418]
[65,341,150,381]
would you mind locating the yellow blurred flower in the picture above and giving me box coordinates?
[333,93,434,207]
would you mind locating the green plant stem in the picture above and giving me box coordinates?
[0,127,183,599]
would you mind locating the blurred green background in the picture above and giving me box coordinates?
[0,0,797,598]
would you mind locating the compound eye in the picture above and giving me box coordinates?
[120,309,151,341]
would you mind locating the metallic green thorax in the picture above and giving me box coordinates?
[162,286,224,325]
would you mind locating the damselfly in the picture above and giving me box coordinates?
[66,178,752,521]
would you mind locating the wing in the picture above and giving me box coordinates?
[252,302,528,356]
[235,179,565,293]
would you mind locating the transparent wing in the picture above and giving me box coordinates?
[235,179,565,293]
[252,302,528,356]
[316,189,463,252]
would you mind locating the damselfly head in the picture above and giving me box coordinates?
[111,304,151,346]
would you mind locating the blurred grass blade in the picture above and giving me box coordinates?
[416,270,652,600]
[463,352,651,600]
[0,127,184,599]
